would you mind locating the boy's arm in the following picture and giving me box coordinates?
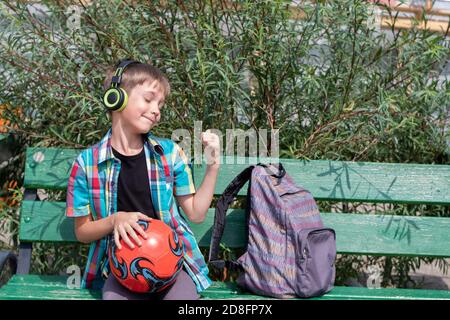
[74,214,115,243]
[66,154,116,243]
[174,130,220,224]
[176,163,219,224]
[74,212,150,249]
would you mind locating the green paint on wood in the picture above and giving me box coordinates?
[193,157,450,205]
[24,147,81,190]
[0,275,101,300]
[19,200,450,258]
[201,281,450,300]
[1,276,450,300]
[19,201,76,242]
[187,209,450,257]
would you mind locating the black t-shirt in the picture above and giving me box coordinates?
[111,140,159,220]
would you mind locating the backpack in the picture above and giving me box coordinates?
[208,162,336,299]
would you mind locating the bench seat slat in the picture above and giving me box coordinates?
[24,148,450,205]
[202,281,450,300]
[1,275,450,300]
[19,201,450,257]
[0,275,101,300]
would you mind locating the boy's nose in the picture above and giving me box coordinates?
[151,110,159,118]
[149,110,160,121]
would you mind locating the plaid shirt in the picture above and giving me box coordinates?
[65,127,212,292]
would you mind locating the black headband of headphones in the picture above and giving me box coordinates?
[109,59,140,88]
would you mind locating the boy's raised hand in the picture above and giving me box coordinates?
[201,129,220,165]
[112,211,152,250]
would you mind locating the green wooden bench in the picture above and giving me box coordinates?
[0,147,449,300]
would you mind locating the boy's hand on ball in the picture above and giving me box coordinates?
[112,211,152,250]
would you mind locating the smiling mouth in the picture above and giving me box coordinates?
[142,116,154,122]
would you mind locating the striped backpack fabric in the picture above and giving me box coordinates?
[208,163,336,299]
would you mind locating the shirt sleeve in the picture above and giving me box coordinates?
[66,153,91,218]
[172,142,197,196]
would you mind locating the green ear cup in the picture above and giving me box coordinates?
[103,87,128,112]
[115,88,128,112]
[103,59,139,112]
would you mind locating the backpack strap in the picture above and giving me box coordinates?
[208,165,256,271]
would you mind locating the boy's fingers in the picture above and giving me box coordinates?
[131,221,148,239]
[114,228,122,250]
[118,225,135,249]
[137,212,152,221]
[125,224,142,247]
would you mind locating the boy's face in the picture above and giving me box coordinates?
[116,79,165,134]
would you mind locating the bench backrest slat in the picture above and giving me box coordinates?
[20,201,75,242]
[19,200,450,258]
[24,148,80,190]
[187,209,450,258]
[193,158,450,205]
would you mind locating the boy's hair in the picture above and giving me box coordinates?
[102,61,170,115]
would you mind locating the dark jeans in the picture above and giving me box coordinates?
[102,268,200,300]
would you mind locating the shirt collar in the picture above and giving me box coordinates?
[97,128,164,165]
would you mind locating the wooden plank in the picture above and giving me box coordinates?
[24,147,81,190]
[380,15,450,33]
[193,157,450,205]
[187,209,450,257]
[19,200,450,258]
[23,147,450,205]
[19,200,77,242]
[0,275,101,300]
[201,281,450,300]
[376,1,450,17]
[2,275,450,300]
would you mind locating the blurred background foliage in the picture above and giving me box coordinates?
[0,0,449,288]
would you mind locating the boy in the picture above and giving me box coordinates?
[65,59,220,300]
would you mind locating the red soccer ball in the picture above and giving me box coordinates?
[108,219,184,293]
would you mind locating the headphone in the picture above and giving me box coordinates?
[103,59,140,112]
